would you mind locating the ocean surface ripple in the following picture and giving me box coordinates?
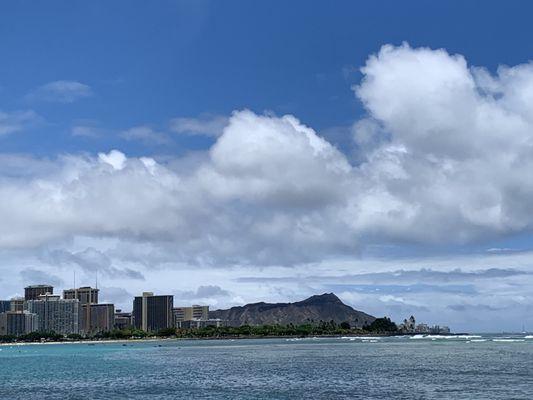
[1,335,532,399]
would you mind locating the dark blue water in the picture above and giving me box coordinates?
[1,335,532,399]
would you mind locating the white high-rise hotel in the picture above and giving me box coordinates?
[25,294,79,335]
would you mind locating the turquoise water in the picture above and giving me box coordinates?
[1,334,532,399]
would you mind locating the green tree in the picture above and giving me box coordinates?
[340,321,351,330]
[367,317,398,333]
[157,327,177,337]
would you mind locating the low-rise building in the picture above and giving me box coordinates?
[114,309,132,330]
[173,305,209,325]
[430,325,451,334]
[177,318,226,329]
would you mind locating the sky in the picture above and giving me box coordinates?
[2,1,533,332]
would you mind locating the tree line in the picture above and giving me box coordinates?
[0,318,398,342]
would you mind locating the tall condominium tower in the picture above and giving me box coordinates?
[132,292,173,333]
[25,294,79,335]
[0,311,38,336]
[0,300,10,313]
[10,297,25,312]
[63,286,100,304]
[24,285,54,301]
[80,303,114,336]
[63,287,99,305]
[63,286,100,336]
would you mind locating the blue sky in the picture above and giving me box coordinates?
[4,0,533,156]
[2,1,533,331]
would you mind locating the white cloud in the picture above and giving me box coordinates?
[71,125,101,138]
[120,125,171,145]
[0,110,39,136]
[5,52,533,260]
[349,43,533,244]
[27,80,93,103]
[0,111,356,266]
[3,44,533,329]
[98,149,127,170]
[169,114,228,137]
[173,285,232,307]
[19,268,63,287]
[43,247,145,280]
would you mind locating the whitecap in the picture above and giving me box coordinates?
[410,334,481,340]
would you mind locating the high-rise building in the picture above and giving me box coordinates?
[80,304,114,335]
[0,300,11,313]
[63,287,101,336]
[173,305,209,324]
[114,309,132,330]
[25,294,79,335]
[132,292,173,332]
[0,311,38,336]
[10,297,25,312]
[63,287,99,305]
[24,285,53,301]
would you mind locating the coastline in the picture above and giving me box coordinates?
[0,332,470,347]
[0,338,169,347]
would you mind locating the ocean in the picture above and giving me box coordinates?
[1,334,532,399]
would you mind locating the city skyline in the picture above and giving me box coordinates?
[1,281,448,337]
[1,282,206,336]
[2,1,533,332]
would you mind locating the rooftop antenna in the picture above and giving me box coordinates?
[95,269,98,290]
[73,270,76,289]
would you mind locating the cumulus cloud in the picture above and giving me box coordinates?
[349,43,533,244]
[5,49,533,265]
[27,80,93,103]
[2,44,533,275]
[0,110,356,266]
[4,43,533,329]
[169,114,228,137]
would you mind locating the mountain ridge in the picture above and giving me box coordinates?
[209,293,375,328]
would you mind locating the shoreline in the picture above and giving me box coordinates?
[0,332,474,347]
[0,338,170,347]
